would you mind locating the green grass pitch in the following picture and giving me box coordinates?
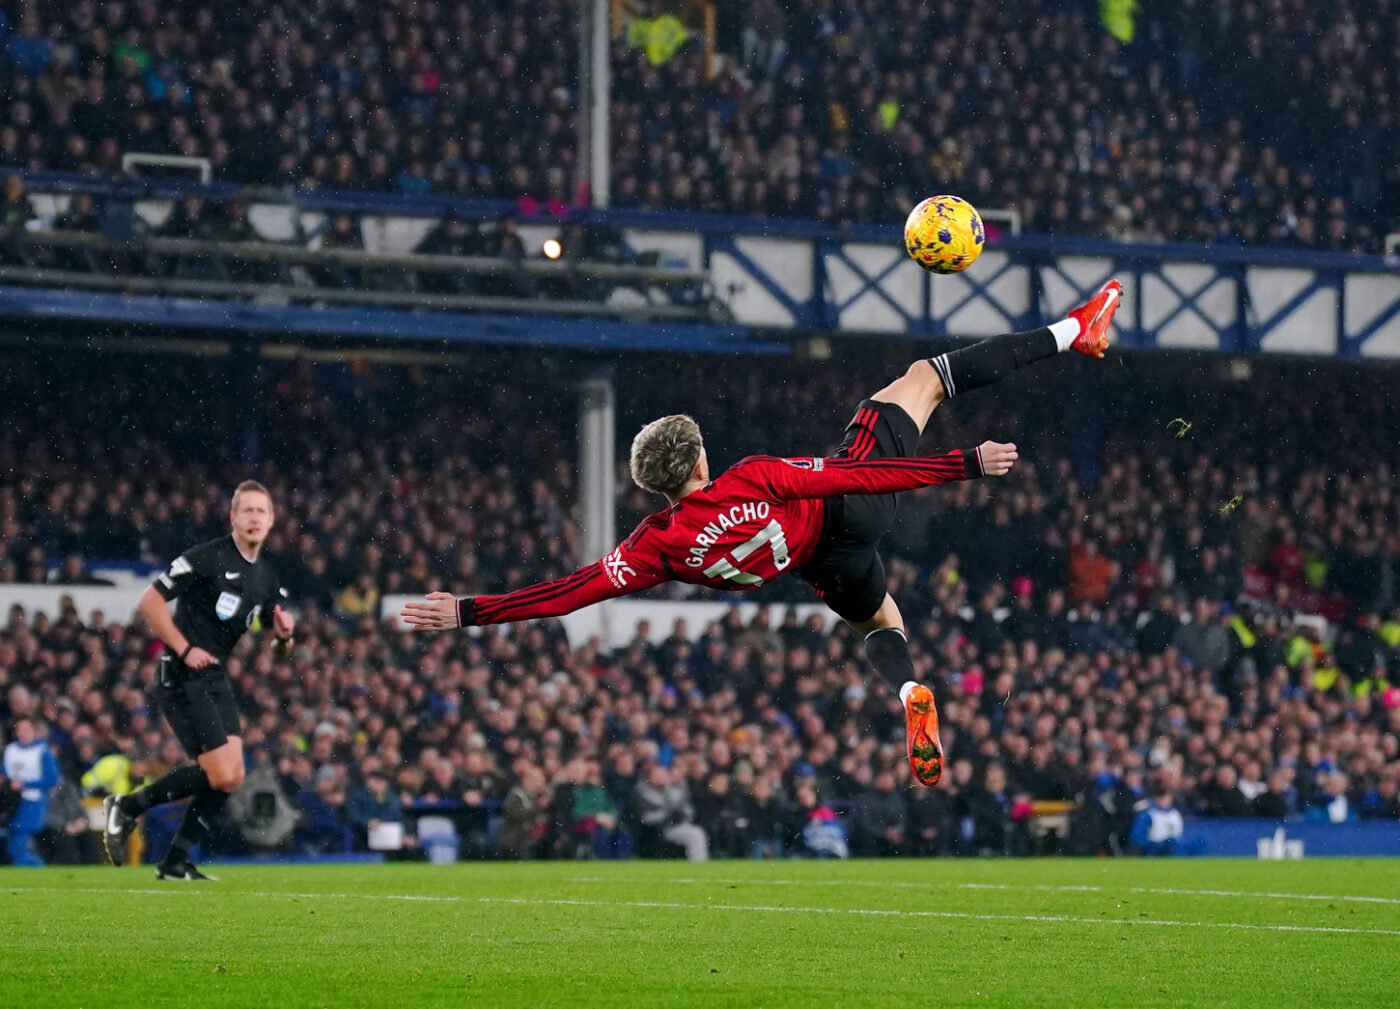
[3,858,1397,1008]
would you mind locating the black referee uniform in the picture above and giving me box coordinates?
[153,535,287,755]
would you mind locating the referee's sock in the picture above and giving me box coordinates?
[928,319,1079,398]
[864,627,916,691]
[120,764,209,816]
[162,788,231,868]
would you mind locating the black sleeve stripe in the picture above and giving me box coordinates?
[824,457,965,473]
[475,571,601,620]
[473,565,601,619]
[474,572,593,619]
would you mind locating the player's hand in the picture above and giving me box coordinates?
[272,604,296,640]
[184,646,217,669]
[978,441,1018,477]
[400,592,460,632]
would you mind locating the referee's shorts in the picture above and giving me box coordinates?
[156,654,242,756]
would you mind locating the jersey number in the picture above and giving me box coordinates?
[703,520,790,586]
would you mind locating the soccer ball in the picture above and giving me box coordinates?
[904,196,985,274]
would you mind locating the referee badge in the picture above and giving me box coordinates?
[216,591,242,621]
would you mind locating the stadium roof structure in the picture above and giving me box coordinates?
[4,169,1400,359]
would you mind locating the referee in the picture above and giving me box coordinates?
[102,480,295,880]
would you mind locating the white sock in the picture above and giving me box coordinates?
[899,680,919,705]
[1049,317,1081,352]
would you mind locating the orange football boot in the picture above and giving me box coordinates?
[900,681,944,786]
[1067,278,1123,358]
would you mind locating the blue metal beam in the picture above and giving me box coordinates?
[0,286,787,355]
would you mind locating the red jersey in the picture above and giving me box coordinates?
[458,449,984,627]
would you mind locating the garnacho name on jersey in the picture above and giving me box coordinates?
[684,501,772,567]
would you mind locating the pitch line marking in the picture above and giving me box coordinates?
[569,876,1400,906]
[6,887,1399,938]
[479,896,1400,937]
[959,882,1400,906]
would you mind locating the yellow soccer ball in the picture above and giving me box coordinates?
[904,195,985,274]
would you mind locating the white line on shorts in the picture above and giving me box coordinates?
[5,886,1398,937]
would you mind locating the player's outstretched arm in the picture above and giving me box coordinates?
[744,441,1017,500]
[977,441,1018,476]
[400,548,668,631]
[399,592,470,631]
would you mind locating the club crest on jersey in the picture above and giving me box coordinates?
[603,549,636,588]
[215,591,242,621]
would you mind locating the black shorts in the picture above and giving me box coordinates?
[799,398,920,623]
[156,655,241,757]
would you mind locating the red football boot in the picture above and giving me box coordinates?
[900,681,944,787]
[1067,278,1123,358]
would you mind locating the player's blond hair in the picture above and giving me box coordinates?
[231,479,273,511]
[629,415,703,498]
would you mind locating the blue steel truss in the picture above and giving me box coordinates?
[7,168,1400,359]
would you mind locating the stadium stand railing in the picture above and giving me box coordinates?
[5,169,1400,358]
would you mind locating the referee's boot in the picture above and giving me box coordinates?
[101,794,137,866]
[156,859,220,882]
[900,681,944,787]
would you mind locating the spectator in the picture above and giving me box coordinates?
[696,773,748,859]
[851,769,907,857]
[498,765,550,861]
[333,574,381,622]
[1129,785,1191,856]
[49,555,114,586]
[1196,765,1250,817]
[790,782,849,859]
[297,772,355,854]
[1069,539,1118,604]
[632,763,708,862]
[566,759,620,860]
[457,749,502,861]
[3,717,60,866]
[347,766,406,851]
[1307,772,1358,824]
[958,763,1014,856]
[907,778,955,856]
[1172,599,1234,672]
[1252,770,1297,820]
[1,173,35,228]
[740,777,787,859]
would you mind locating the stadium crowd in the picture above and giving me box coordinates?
[1,350,1398,864]
[2,0,1396,250]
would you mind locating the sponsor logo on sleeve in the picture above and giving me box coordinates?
[603,550,636,588]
